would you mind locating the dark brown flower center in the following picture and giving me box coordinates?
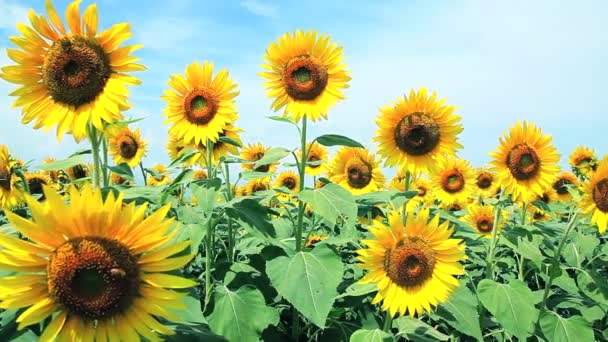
[417,186,427,197]
[506,144,540,181]
[47,237,139,320]
[251,181,269,193]
[0,163,10,191]
[307,153,321,168]
[42,36,111,108]
[283,56,328,101]
[449,204,462,212]
[252,152,270,172]
[385,239,435,287]
[70,165,88,180]
[476,218,493,233]
[441,170,465,193]
[553,177,573,195]
[476,173,493,189]
[28,176,47,201]
[346,158,373,189]
[282,176,297,190]
[593,179,608,212]
[183,88,218,125]
[394,113,440,156]
[118,135,138,159]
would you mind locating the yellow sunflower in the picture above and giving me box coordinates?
[490,121,560,204]
[0,184,196,340]
[0,0,143,141]
[260,30,351,122]
[299,142,328,176]
[406,177,433,213]
[26,172,52,201]
[244,178,271,196]
[166,135,203,167]
[110,172,130,185]
[0,145,23,209]
[241,143,278,173]
[462,204,507,238]
[569,145,598,179]
[375,88,463,173]
[329,147,385,195]
[526,189,558,222]
[193,169,208,180]
[580,157,608,233]
[197,125,243,165]
[430,156,475,206]
[552,171,579,202]
[473,167,500,199]
[162,61,239,146]
[108,127,147,168]
[43,157,67,184]
[274,170,300,193]
[357,209,466,317]
[147,164,171,186]
[66,163,90,182]
[305,234,328,248]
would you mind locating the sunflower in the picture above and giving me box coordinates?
[260,30,350,122]
[162,61,239,146]
[430,156,474,206]
[406,177,433,213]
[441,200,469,213]
[527,189,558,222]
[329,147,385,195]
[26,172,52,201]
[569,145,598,179]
[298,142,328,176]
[490,121,560,204]
[241,143,278,173]
[375,88,463,173]
[274,170,300,194]
[0,184,196,340]
[109,127,147,168]
[357,209,466,317]
[66,163,90,182]
[244,178,271,195]
[305,234,328,248]
[552,171,579,202]
[147,164,172,186]
[166,135,202,167]
[0,0,143,141]
[193,169,208,180]
[462,204,507,238]
[473,167,499,199]
[0,145,23,210]
[110,172,130,185]
[197,125,243,165]
[43,157,66,184]
[580,157,608,234]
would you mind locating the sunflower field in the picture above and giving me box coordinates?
[0,1,607,341]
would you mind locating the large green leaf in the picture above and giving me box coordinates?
[266,244,344,328]
[252,147,291,169]
[170,295,206,324]
[436,284,483,341]
[577,269,608,305]
[563,231,599,267]
[107,163,134,180]
[315,134,364,148]
[477,279,539,340]
[298,183,357,228]
[225,199,276,239]
[36,154,86,170]
[207,285,279,342]
[539,311,594,342]
[336,282,377,299]
[393,317,449,341]
[350,329,394,342]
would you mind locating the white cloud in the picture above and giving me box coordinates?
[240,0,279,18]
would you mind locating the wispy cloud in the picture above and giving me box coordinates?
[0,0,28,29]
[240,0,279,18]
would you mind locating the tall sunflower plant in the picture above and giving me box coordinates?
[0,4,607,341]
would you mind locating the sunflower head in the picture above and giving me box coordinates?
[405,177,433,213]
[430,156,475,206]
[580,156,608,234]
[162,61,239,146]
[147,164,172,186]
[569,145,598,179]
[375,88,463,173]
[274,170,300,193]
[357,209,466,317]
[241,143,277,173]
[25,172,52,201]
[166,135,203,167]
[193,169,208,180]
[109,127,147,168]
[299,142,328,176]
[490,121,560,204]
[244,178,271,195]
[66,163,90,182]
[197,125,243,165]
[305,234,328,248]
[462,204,507,238]
[0,184,196,339]
[260,30,350,122]
[473,167,499,199]
[0,0,143,141]
[0,145,23,209]
[328,147,385,195]
[552,171,578,202]
[110,172,130,185]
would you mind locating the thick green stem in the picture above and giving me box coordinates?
[539,211,578,313]
[101,136,109,187]
[382,312,393,332]
[87,124,101,187]
[521,202,528,226]
[401,171,411,224]
[204,139,215,305]
[485,192,503,279]
[295,115,308,252]
[224,162,234,262]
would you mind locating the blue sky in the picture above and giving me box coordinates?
[0,0,607,176]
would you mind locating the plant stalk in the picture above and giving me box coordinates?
[87,124,101,187]
[484,192,503,279]
[138,162,147,185]
[204,139,215,306]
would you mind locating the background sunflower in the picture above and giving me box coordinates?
[329,146,385,195]
[580,156,608,233]
[109,127,147,168]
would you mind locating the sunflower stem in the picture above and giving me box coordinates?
[223,162,235,263]
[87,123,101,188]
[138,162,147,185]
[204,139,216,306]
[382,312,393,332]
[101,135,109,188]
[295,115,308,252]
[521,202,527,226]
[539,210,578,315]
[484,191,503,279]
[401,171,411,224]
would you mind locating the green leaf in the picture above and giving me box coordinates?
[315,134,364,148]
[577,270,608,305]
[192,183,219,216]
[350,329,394,342]
[165,324,227,342]
[169,147,201,167]
[267,115,296,125]
[531,199,551,213]
[299,183,358,228]
[252,147,291,169]
[240,171,274,180]
[170,296,206,324]
[436,284,483,341]
[186,222,207,254]
[393,316,449,341]
[563,231,599,267]
[218,136,242,147]
[477,279,539,340]
[266,245,344,328]
[539,312,594,342]
[108,163,134,180]
[336,282,377,299]
[207,285,279,342]
[36,154,86,171]
[225,199,276,239]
